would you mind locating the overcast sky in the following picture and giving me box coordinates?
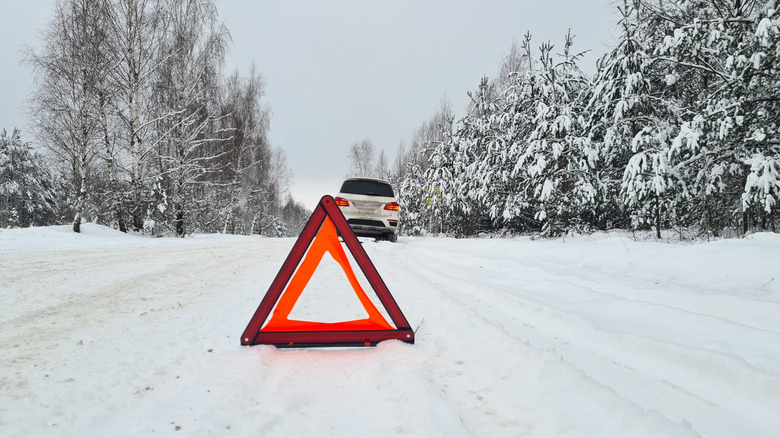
[0,0,619,209]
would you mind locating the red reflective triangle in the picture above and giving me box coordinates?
[262,215,393,332]
[240,195,415,347]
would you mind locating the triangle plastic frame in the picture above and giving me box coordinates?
[240,195,415,348]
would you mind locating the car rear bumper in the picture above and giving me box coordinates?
[346,218,398,237]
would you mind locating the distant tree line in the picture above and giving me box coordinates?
[389,0,779,238]
[0,0,308,236]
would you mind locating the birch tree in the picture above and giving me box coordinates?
[152,0,229,236]
[28,0,107,232]
[108,0,167,231]
[348,138,376,177]
[217,66,272,234]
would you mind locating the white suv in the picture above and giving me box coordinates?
[335,177,400,242]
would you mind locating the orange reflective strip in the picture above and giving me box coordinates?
[262,216,393,331]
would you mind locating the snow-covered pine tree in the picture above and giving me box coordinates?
[0,129,59,227]
[395,100,454,234]
[472,33,538,233]
[657,0,780,235]
[512,32,596,236]
[392,99,453,185]
[588,1,681,237]
[741,7,780,232]
[424,77,496,236]
[398,162,436,234]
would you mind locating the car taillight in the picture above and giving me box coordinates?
[334,197,350,207]
[384,202,400,211]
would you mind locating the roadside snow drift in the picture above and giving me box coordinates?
[1,224,779,437]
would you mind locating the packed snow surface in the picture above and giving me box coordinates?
[1,224,779,437]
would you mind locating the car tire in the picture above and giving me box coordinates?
[387,233,398,243]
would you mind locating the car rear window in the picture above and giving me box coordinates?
[340,180,394,197]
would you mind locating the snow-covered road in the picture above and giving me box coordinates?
[1,225,779,437]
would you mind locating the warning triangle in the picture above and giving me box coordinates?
[241,195,415,347]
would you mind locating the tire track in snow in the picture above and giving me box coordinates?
[390,240,780,438]
[2,244,253,329]
[414,242,780,335]
[0,241,264,401]
[369,240,699,437]
[0,237,288,436]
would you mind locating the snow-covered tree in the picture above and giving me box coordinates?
[473,33,540,232]
[27,0,110,233]
[107,0,168,231]
[21,0,310,235]
[416,38,541,235]
[255,146,295,236]
[511,32,596,235]
[655,0,780,235]
[0,129,59,227]
[151,0,229,236]
[404,33,596,236]
[588,1,682,237]
[423,77,497,236]
[398,0,779,238]
[213,66,272,235]
[393,98,453,184]
[396,100,454,234]
[721,5,780,233]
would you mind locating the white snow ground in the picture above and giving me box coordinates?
[1,224,779,437]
